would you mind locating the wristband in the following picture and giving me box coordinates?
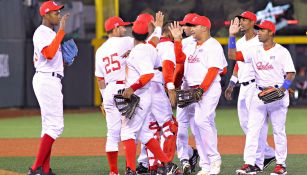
[228,36,236,49]
[281,79,292,90]
[166,82,175,90]
[230,75,238,84]
[151,27,162,39]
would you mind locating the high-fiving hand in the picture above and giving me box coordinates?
[168,21,183,41]
[229,17,240,36]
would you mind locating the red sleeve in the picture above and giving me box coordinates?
[200,67,219,92]
[41,29,65,60]
[173,63,184,88]
[162,60,175,85]
[220,67,227,76]
[174,40,186,64]
[148,40,157,48]
[130,73,154,91]
[96,77,104,81]
[236,51,244,62]
[234,62,239,72]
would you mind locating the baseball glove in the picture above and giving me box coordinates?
[258,87,285,104]
[114,93,140,119]
[61,39,78,66]
[176,87,204,108]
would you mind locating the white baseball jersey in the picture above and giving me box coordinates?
[125,43,156,89]
[154,39,176,83]
[33,25,64,75]
[95,36,134,84]
[236,35,260,83]
[183,37,228,86]
[242,43,296,87]
[182,36,195,49]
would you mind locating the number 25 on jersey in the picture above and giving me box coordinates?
[103,53,121,74]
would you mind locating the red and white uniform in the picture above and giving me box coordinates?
[95,36,134,152]
[176,36,197,162]
[32,25,64,140]
[180,37,227,173]
[122,43,157,143]
[236,35,275,168]
[241,43,295,166]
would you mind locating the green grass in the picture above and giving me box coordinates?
[1,108,307,138]
[1,155,307,175]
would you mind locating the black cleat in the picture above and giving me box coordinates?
[126,167,137,175]
[157,162,179,175]
[263,157,276,169]
[189,148,199,172]
[136,163,149,174]
[236,164,259,175]
[28,166,44,175]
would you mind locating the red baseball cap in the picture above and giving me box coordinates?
[135,13,154,24]
[39,1,64,16]
[236,11,257,23]
[189,15,211,29]
[132,20,149,34]
[105,16,131,32]
[179,13,199,25]
[254,20,276,33]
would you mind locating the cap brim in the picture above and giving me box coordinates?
[55,5,64,11]
[254,24,262,30]
[121,22,131,26]
[185,22,196,26]
[179,21,186,25]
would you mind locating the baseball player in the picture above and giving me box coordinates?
[134,13,179,174]
[170,15,228,175]
[95,16,133,175]
[28,1,68,175]
[174,13,201,175]
[121,20,178,175]
[224,11,275,171]
[228,19,296,175]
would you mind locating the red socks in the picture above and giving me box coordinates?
[123,139,137,171]
[146,138,170,163]
[107,151,119,173]
[32,134,55,171]
[42,150,51,173]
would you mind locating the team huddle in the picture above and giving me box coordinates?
[95,8,295,175]
[29,1,296,175]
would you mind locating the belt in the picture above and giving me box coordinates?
[36,71,63,80]
[257,85,279,90]
[241,79,255,86]
[154,67,162,71]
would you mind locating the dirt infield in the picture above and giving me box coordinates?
[0,135,306,157]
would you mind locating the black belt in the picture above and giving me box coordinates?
[257,85,279,90]
[241,79,255,86]
[154,67,162,71]
[36,71,63,80]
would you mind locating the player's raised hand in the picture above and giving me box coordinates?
[59,13,70,31]
[229,17,240,36]
[153,11,164,28]
[169,21,183,41]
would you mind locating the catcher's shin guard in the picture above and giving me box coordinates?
[162,119,178,161]
[146,121,161,170]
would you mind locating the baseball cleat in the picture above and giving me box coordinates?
[109,172,120,175]
[126,167,137,175]
[263,156,276,169]
[136,163,149,175]
[27,166,44,175]
[210,159,222,174]
[180,159,191,175]
[236,164,258,175]
[157,162,179,175]
[270,164,287,175]
[189,148,199,172]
